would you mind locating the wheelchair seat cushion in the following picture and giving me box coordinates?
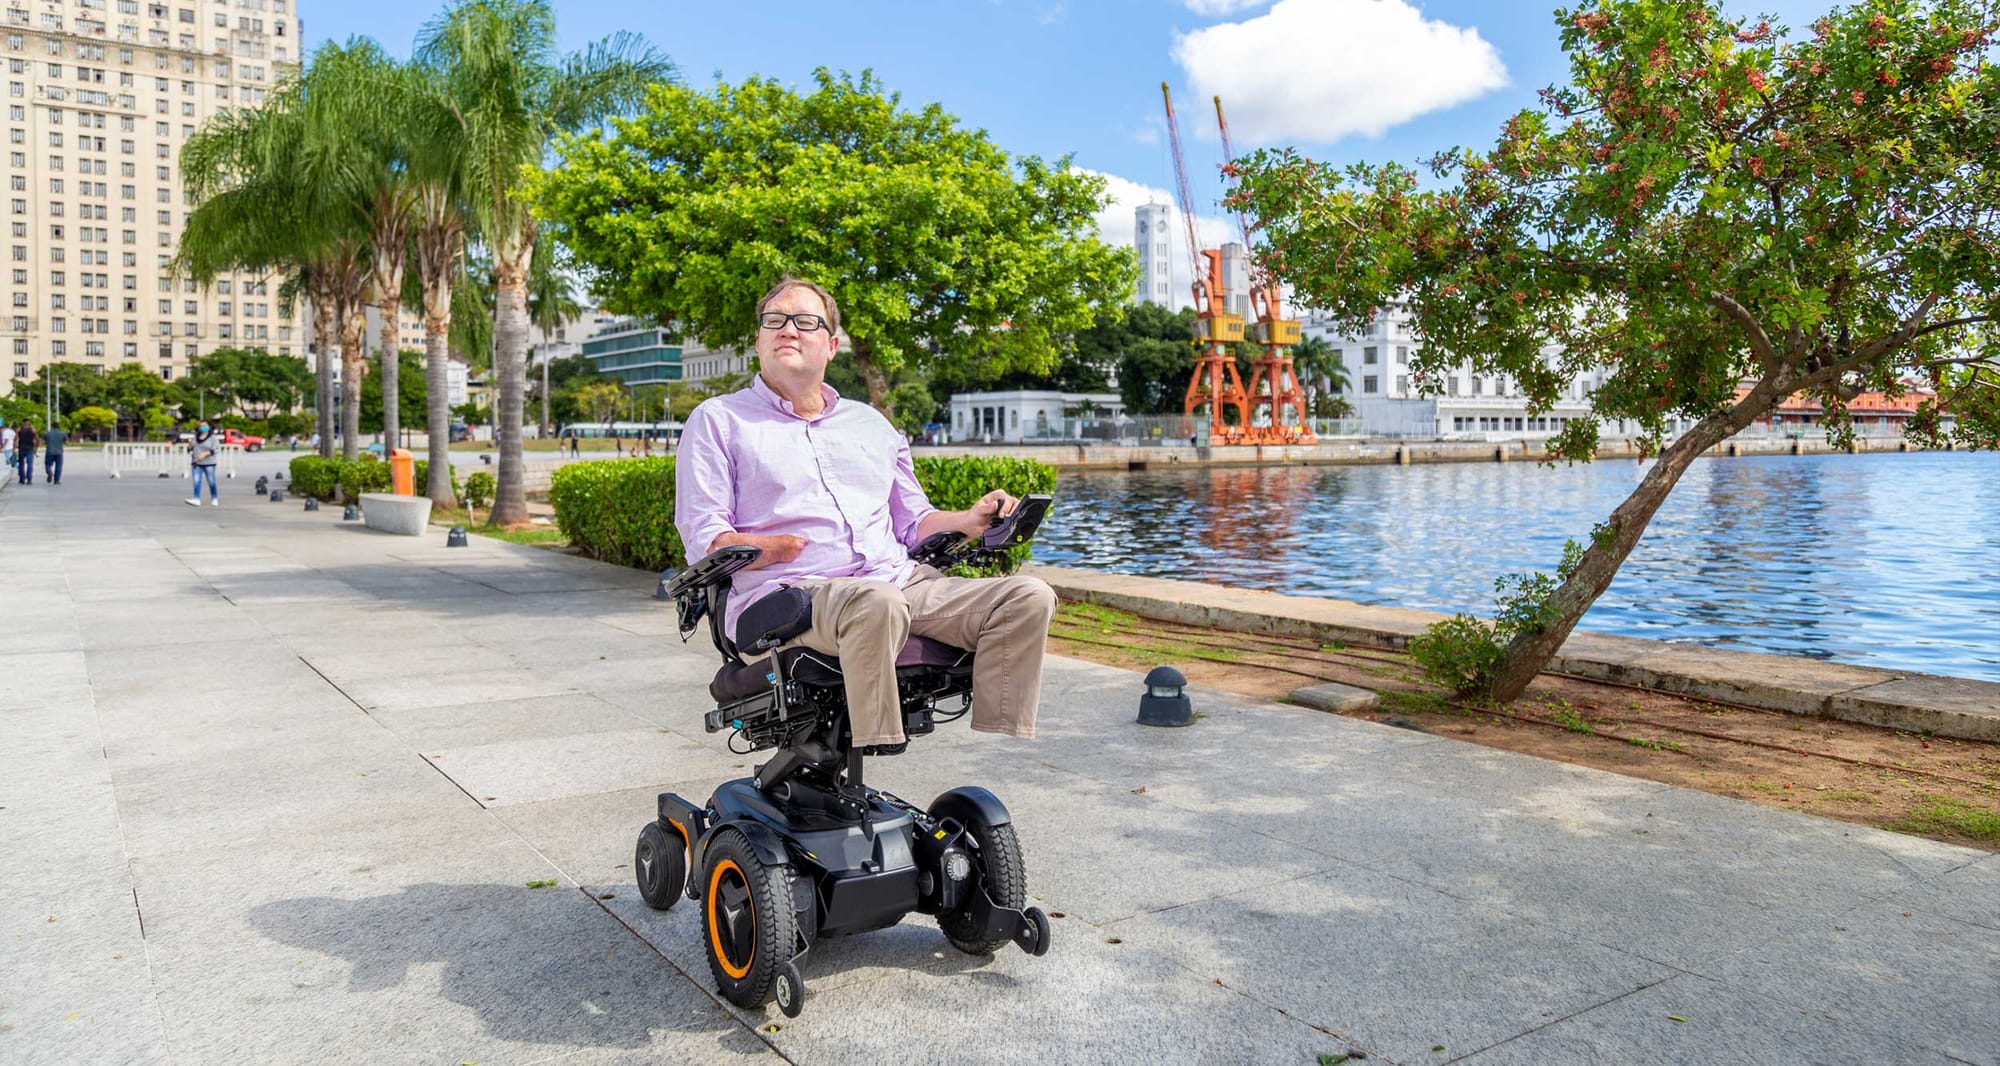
[708,635,973,703]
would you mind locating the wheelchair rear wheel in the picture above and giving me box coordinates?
[700,830,799,1008]
[938,820,1028,955]
[634,822,686,911]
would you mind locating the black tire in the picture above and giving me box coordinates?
[634,822,685,911]
[700,830,797,1009]
[938,821,1028,955]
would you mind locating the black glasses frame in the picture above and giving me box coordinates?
[758,312,829,333]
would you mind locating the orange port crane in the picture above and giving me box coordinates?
[1214,96,1314,445]
[1162,82,1250,446]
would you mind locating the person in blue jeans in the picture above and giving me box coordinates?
[12,420,36,485]
[40,424,65,484]
[185,423,220,506]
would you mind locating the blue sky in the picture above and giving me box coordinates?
[305,0,1831,285]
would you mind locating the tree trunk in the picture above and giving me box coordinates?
[340,306,366,463]
[313,296,336,459]
[375,269,403,459]
[421,274,455,508]
[488,238,532,528]
[1487,378,1789,701]
[851,344,891,412]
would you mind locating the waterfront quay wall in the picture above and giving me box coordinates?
[1030,566,2000,743]
[914,433,1944,470]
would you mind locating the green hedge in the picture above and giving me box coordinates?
[549,454,1058,574]
[550,458,681,571]
[289,455,339,500]
[287,454,457,502]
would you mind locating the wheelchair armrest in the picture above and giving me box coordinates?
[663,544,761,599]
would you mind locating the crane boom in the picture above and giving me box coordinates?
[1160,82,1201,286]
[1213,95,1260,284]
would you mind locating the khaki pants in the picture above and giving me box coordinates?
[789,567,1057,747]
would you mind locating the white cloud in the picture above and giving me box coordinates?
[1173,0,1507,146]
[1076,167,1238,309]
[1184,0,1270,14]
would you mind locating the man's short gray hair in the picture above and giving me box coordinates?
[756,276,841,337]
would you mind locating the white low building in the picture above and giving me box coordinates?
[948,390,1125,444]
[1301,304,1690,439]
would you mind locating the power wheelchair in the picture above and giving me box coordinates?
[634,495,1057,1018]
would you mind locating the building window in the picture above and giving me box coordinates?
[1363,375,1378,394]
[1363,346,1377,365]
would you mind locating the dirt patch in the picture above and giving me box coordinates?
[1049,601,2000,853]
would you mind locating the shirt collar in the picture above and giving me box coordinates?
[751,373,840,421]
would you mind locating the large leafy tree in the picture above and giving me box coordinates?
[1232,0,2000,701]
[183,347,314,419]
[532,69,1138,412]
[415,0,672,526]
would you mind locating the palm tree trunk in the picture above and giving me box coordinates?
[313,295,336,458]
[375,273,403,458]
[488,239,532,527]
[422,274,455,507]
[340,305,366,463]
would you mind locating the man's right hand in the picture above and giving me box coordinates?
[709,532,807,570]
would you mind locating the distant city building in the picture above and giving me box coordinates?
[3,0,303,386]
[949,389,1124,444]
[580,317,681,387]
[1220,242,1250,319]
[679,339,751,386]
[1132,202,1171,306]
[1301,303,1681,439]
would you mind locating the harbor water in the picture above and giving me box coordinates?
[1033,450,2000,682]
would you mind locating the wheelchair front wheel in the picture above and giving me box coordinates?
[634,822,685,911]
[700,830,799,1008]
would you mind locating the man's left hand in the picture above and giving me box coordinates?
[964,489,1018,535]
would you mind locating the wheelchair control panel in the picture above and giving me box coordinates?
[910,493,1054,569]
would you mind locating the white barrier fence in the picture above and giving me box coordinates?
[104,442,243,479]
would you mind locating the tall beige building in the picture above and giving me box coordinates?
[4,0,303,387]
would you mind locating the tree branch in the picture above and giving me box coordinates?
[1709,291,1779,372]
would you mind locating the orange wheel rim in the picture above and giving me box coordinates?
[706,859,754,979]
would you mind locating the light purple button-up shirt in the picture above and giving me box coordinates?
[674,375,936,639]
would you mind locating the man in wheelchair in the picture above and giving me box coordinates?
[673,276,1058,762]
[645,277,1058,1016]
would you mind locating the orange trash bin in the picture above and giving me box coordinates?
[389,447,415,496]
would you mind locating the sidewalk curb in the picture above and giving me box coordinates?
[1028,565,2000,743]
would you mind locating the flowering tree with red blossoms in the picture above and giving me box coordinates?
[1229,0,2000,701]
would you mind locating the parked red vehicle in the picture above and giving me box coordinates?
[220,428,265,452]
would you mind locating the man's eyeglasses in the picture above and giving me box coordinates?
[759,312,829,333]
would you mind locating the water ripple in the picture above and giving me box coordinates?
[1033,451,2000,681]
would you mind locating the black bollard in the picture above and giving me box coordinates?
[446,526,469,548]
[342,503,360,521]
[269,488,284,502]
[304,498,320,512]
[254,475,269,494]
[1137,666,1193,727]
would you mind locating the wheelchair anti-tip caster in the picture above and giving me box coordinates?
[774,960,805,1018]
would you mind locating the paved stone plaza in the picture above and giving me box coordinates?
[4,454,1996,1065]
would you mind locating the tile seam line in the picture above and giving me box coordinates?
[75,531,181,1066]
[1439,972,1680,1064]
[575,888,803,1065]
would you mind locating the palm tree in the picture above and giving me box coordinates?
[527,231,583,437]
[179,76,371,460]
[1290,334,1350,420]
[415,0,672,526]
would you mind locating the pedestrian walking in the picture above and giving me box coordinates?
[1,421,14,474]
[613,431,623,456]
[13,420,37,484]
[185,422,220,506]
[40,422,65,484]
